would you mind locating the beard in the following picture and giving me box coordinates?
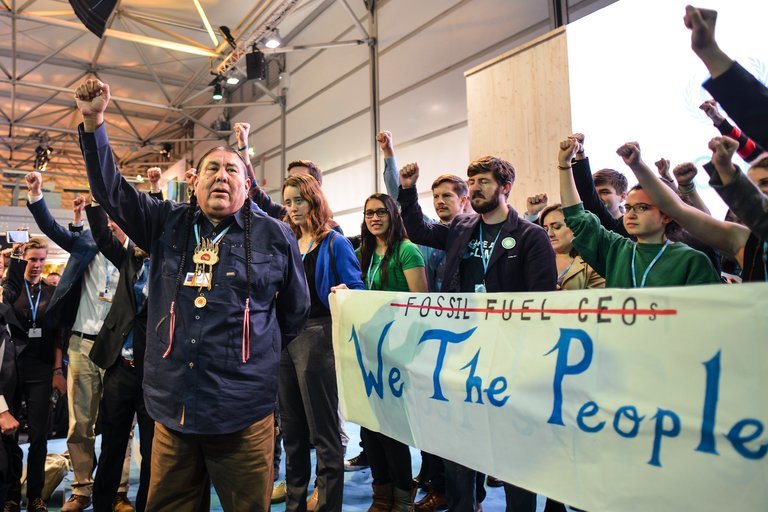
[470,193,501,214]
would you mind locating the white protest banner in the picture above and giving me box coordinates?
[330,284,768,511]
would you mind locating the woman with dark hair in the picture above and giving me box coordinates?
[356,193,427,512]
[2,238,66,512]
[280,174,364,512]
[539,204,605,290]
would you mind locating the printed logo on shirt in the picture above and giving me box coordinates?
[463,238,496,260]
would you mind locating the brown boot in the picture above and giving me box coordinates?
[390,486,416,512]
[367,483,393,512]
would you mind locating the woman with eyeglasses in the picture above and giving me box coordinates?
[539,204,605,290]
[280,174,364,512]
[356,193,427,512]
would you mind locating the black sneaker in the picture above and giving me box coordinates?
[3,501,20,512]
[344,451,369,471]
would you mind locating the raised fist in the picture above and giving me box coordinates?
[558,138,578,167]
[616,142,641,167]
[74,79,110,117]
[684,6,718,55]
[234,123,250,148]
[708,136,738,171]
[699,100,724,124]
[525,193,548,216]
[399,162,420,189]
[672,162,698,187]
[185,168,197,189]
[569,133,585,154]
[147,167,162,185]
[376,131,394,155]
[73,195,86,213]
[654,158,673,182]
[25,172,43,195]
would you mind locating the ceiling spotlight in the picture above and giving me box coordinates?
[212,82,223,101]
[226,75,240,85]
[264,28,282,49]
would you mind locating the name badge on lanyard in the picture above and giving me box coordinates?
[25,281,42,338]
[98,259,116,302]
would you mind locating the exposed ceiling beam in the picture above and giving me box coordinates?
[0,89,171,123]
[17,31,87,79]
[2,10,220,57]
[192,0,219,46]
[0,78,180,111]
[14,71,88,123]
[120,10,211,50]
[336,0,370,39]
[0,119,140,143]
[0,48,199,88]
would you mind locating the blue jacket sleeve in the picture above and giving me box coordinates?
[331,232,364,290]
[26,197,79,253]
[383,156,399,200]
[79,124,173,252]
[704,61,768,150]
[248,185,286,220]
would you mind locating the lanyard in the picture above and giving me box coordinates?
[479,223,502,276]
[25,281,42,327]
[301,240,315,262]
[104,258,115,293]
[367,253,383,290]
[194,223,231,246]
[631,240,670,288]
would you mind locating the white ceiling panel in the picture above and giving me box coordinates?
[285,111,371,175]
[285,65,369,146]
[378,0,549,98]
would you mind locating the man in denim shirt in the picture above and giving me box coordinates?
[76,78,310,512]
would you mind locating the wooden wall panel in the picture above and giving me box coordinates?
[465,27,571,213]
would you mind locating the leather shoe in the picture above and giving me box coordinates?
[271,480,287,504]
[414,489,447,512]
[61,495,90,512]
[2,502,20,512]
[306,487,319,511]
[26,499,47,512]
[112,492,135,512]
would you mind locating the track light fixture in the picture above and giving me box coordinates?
[264,28,282,49]
[212,82,223,101]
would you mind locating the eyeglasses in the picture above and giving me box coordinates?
[364,208,389,219]
[624,203,655,214]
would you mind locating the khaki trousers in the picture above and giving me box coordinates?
[146,414,274,512]
[67,333,131,496]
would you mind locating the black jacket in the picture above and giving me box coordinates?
[86,205,148,372]
[398,186,556,293]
